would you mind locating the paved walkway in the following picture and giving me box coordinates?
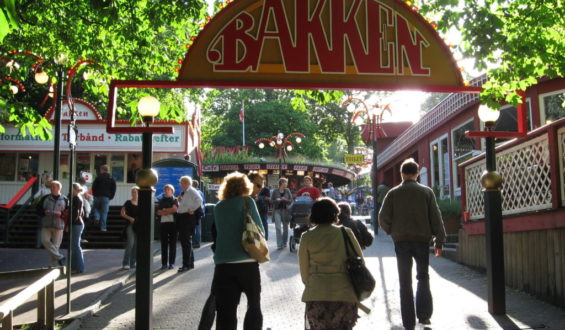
[77,224,565,330]
[2,222,565,329]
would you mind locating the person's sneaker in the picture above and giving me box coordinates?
[122,265,130,270]
[57,257,66,266]
[168,265,175,270]
[161,265,168,270]
[419,319,431,325]
[178,266,190,273]
[192,244,201,248]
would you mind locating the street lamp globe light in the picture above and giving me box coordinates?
[258,142,265,149]
[295,136,302,144]
[138,95,160,123]
[286,145,293,152]
[478,105,500,129]
[34,69,49,84]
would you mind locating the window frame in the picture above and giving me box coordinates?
[430,133,450,199]
[539,89,565,126]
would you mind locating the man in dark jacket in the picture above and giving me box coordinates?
[379,158,446,330]
[92,164,116,231]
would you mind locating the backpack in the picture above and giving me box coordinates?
[355,220,373,248]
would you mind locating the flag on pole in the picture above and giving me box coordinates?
[239,104,245,123]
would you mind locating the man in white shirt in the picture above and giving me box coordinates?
[176,175,203,272]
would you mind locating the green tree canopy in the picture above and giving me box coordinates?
[416,0,565,107]
[1,0,209,137]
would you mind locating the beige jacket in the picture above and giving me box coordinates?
[298,224,364,302]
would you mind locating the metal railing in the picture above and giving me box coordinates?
[462,118,565,220]
[0,267,62,329]
[0,176,38,244]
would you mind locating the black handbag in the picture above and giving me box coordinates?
[340,227,375,301]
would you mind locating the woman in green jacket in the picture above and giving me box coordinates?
[213,171,265,330]
[298,197,364,329]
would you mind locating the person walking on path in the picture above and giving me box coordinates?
[70,183,85,274]
[338,202,373,249]
[36,180,68,267]
[375,180,391,231]
[157,184,178,270]
[298,198,363,330]
[176,175,203,272]
[120,186,139,270]
[296,176,321,200]
[213,172,265,330]
[92,164,116,231]
[270,177,292,250]
[248,172,270,240]
[379,158,446,330]
[192,179,205,249]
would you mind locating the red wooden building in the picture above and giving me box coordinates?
[375,75,565,307]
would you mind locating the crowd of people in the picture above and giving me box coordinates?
[33,158,445,329]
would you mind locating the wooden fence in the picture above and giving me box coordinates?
[458,228,565,308]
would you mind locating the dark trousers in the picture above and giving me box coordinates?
[259,211,269,240]
[394,241,433,328]
[176,215,195,268]
[160,222,177,266]
[213,262,262,330]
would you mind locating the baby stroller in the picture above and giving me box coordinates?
[288,197,313,252]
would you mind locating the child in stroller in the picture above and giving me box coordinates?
[288,193,314,252]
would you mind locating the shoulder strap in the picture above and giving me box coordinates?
[340,227,359,258]
[243,197,250,224]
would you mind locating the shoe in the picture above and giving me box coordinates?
[122,265,130,270]
[100,228,107,232]
[178,266,190,273]
[419,319,431,325]
[192,244,201,248]
[80,239,89,243]
[168,265,174,270]
[161,265,168,270]
[71,270,83,274]
[57,257,66,266]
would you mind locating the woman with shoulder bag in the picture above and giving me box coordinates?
[298,198,364,330]
[270,177,292,250]
[213,172,265,330]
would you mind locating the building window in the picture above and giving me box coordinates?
[0,153,17,181]
[540,90,565,125]
[127,153,141,183]
[430,134,450,198]
[451,120,477,196]
[17,153,38,181]
[111,154,125,182]
[77,153,92,178]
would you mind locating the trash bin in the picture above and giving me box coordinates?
[201,203,216,242]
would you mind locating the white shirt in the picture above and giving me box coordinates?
[177,186,203,214]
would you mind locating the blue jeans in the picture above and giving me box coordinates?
[394,241,433,328]
[71,223,85,272]
[273,209,288,248]
[122,224,137,267]
[92,196,110,230]
[193,219,201,245]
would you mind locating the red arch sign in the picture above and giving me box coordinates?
[107,0,526,138]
